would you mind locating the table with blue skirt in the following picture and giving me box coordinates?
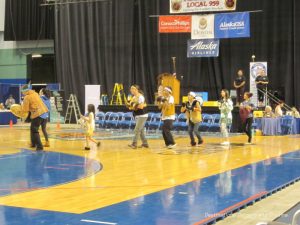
[0,111,18,125]
[254,117,300,135]
[291,118,300,134]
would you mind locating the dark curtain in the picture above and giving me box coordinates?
[4,0,300,108]
[4,0,54,41]
[53,0,300,109]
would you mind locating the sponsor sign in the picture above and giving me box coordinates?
[249,62,268,106]
[159,15,191,33]
[191,14,215,39]
[215,12,250,38]
[187,39,220,57]
[170,0,237,14]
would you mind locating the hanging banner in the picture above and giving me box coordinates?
[159,15,191,33]
[187,39,220,57]
[191,14,215,39]
[170,0,237,14]
[215,12,250,38]
[249,62,268,106]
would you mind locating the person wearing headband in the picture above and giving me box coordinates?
[20,83,49,151]
[181,92,203,147]
[158,86,176,149]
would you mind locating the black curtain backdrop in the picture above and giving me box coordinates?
[4,0,54,41]
[5,0,300,109]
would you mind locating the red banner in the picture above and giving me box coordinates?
[159,16,191,33]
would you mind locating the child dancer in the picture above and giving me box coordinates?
[80,104,100,150]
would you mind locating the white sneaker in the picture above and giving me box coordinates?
[244,142,252,145]
[221,141,230,146]
[167,144,177,149]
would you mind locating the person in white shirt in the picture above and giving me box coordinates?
[5,94,15,109]
[127,85,149,149]
[157,87,176,149]
[274,100,284,117]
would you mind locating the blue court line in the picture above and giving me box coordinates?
[0,150,300,225]
[0,149,102,197]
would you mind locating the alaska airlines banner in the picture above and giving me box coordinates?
[170,0,237,13]
[191,14,215,39]
[187,39,220,57]
[159,16,191,33]
[215,12,250,38]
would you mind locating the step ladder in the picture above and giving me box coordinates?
[110,83,127,105]
[65,94,81,124]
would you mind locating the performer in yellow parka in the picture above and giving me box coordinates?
[21,84,48,151]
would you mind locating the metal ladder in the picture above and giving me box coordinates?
[110,83,127,105]
[64,94,81,124]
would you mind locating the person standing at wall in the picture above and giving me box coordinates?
[233,70,246,106]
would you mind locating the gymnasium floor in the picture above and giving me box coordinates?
[0,124,300,225]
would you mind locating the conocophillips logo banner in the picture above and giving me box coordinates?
[159,16,191,33]
[215,12,250,38]
[187,39,220,57]
[170,0,237,14]
[191,15,215,39]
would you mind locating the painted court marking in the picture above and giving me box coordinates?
[81,219,117,225]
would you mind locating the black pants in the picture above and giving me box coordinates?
[236,86,245,104]
[258,88,266,102]
[41,118,49,142]
[188,121,203,145]
[243,117,253,143]
[162,119,175,146]
[31,117,43,150]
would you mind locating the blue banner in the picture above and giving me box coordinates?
[187,39,220,57]
[215,12,250,39]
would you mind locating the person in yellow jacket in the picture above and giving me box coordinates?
[181,92,203,146]
[157,87,176,149]
[21,84,48,151]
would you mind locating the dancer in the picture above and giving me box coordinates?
[157,86,176,149]
[218,89,233,145]
[80,104,100,150]
[39,88,51,147]
[240,92,254,145]
[181,92,203,146]
[20,84,48,151]
[127,85,149,149]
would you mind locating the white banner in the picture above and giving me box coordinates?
[85,85,101,114]
[249,62,267,107]
[191,15,215,39]
[170,0,237,14]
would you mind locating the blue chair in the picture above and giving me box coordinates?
[281,116,294,135]
[208,114,221,132]
[173,113,188,131]
[95,111,105,128]
[145,112,154,129]
[105,112,120,129]
[103,111,112,128]
[199,114,214,132]
[118,112,133,129]
[148,113,162,132]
